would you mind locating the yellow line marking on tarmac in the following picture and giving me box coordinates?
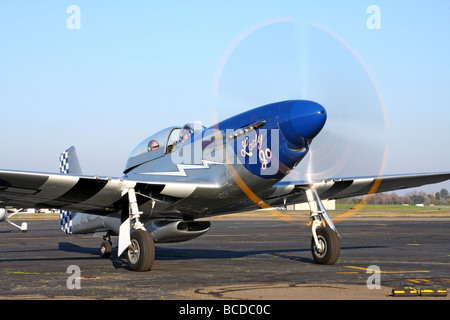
[345,266,430,274]
[407,279,432,284]
[336,272,360,274]
[4,270,55,275]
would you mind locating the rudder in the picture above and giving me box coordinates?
[59,146,83,234]
[59,146,83,175]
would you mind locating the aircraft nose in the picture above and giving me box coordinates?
[279,100,327,146]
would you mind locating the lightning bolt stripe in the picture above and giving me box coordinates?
[142,160,223,177]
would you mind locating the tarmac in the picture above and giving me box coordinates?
[0,211,449,301]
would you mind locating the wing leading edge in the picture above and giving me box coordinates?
[265,172,450,206]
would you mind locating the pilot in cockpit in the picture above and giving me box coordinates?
[179,125,193,144]
[147,140,159,151]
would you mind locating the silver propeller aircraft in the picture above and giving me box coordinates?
[1,100,449,271]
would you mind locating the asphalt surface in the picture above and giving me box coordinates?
[0,214,449,300]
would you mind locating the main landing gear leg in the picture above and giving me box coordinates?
[118,188,155,272]
[306,189,341,265]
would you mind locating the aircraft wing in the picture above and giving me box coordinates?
[1,169,448,215]
[264,172,450,206]
[0,169,217,215]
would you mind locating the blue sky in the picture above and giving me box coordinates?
[0,1,449,194]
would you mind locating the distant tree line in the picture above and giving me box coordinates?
[337,188,450,206]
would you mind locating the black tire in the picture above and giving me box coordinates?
[127,230,155,272]
[100,240,112,258]
[311,227,340,265]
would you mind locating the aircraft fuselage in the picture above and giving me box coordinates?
[124,100,327,220]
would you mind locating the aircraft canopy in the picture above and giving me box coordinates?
[129,126,181,158]
[129,123,206,158]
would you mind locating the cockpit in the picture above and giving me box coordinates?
[124,123,205,173]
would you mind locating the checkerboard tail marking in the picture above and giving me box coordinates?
[58,146,82,234]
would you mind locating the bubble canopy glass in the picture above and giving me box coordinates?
[129,126,181,158]
[125,124,206,173]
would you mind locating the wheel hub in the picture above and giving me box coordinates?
[128,239,141,264]
[313,236,327,258]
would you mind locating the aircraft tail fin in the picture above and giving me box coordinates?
[59,146,83,175]
[59,146,83,234]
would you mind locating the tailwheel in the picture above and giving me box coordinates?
[311,226,341,265]
[127,229,155,272]
[100,240,112,257]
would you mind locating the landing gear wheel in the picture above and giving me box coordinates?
[311,226,340,265]
[100,240,112,257]
[127,229,155,272]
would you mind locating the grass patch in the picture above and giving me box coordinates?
[336,203,450,211]
[8,212,60,220]
[334,203,450,217]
